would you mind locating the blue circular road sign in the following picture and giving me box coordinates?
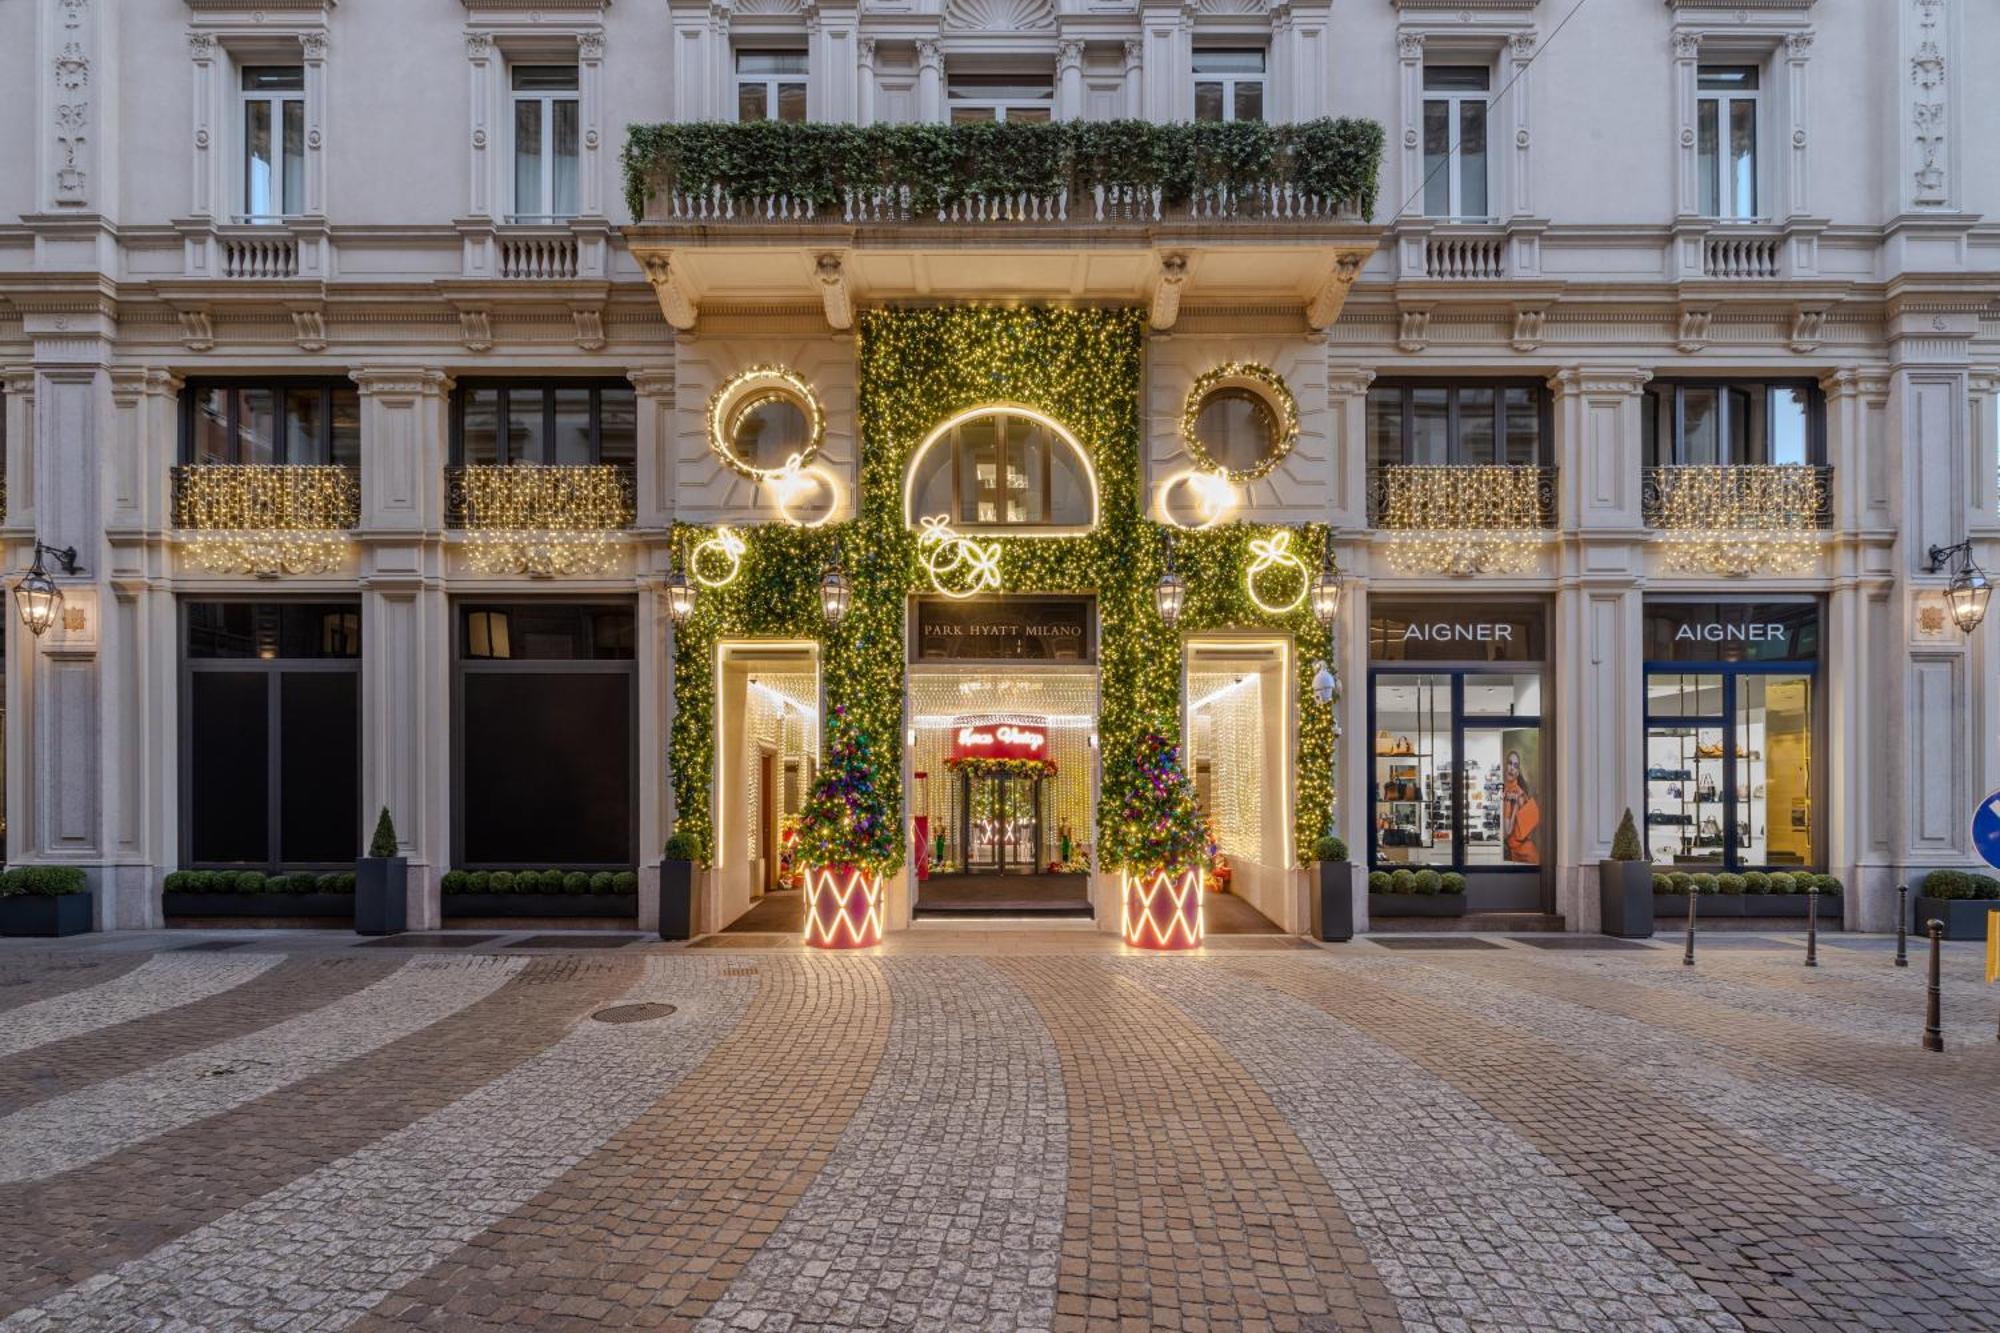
[1974,789,2000,871]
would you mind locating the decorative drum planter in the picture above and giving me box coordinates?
[803,864,884,948]
[1122,866,1203,950]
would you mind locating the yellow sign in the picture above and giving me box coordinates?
[1987,910,1998,985]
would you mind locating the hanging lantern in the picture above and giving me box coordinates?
[820,565,852,626]
[1154,569,1185,627]
[1310,554,1343,629]
[1928,541,1993,635]
[662,565,696,626]
[13,543,79,638]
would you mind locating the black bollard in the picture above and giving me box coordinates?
[1923,920,1944,1053]
[1895,884,1909,968]
[1805,888,1818,967]
[1682,884,1697,966]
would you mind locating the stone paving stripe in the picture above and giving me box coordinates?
[0,956,523,1183]
[1356,952,2000,1285]
[697,957,1068,1333]
[0,954,282,1061]
[351,953,892,1331]
[1117,957,1740,1332]
[0,954,639,1320]
[997,956,1401,1333]
[0,954,149,1015]
[0,954,397,1117]
[0,956,755,1333]
[1245,955,2000,1332]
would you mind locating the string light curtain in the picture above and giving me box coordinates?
[743,673,818,863]
[1645,465,1827,576]
[450,464,636,576]
[1373,465,1550,575]
[1190,672,1261,862]
[172,464,359,576]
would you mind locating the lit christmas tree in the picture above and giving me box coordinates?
[795,705,895,947]
[1104,732,1212,949]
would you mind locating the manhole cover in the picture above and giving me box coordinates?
[591,1003,676,1024]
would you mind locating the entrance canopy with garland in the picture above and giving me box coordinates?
[668,306,1335,874]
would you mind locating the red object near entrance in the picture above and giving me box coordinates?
[948,721,1049,763]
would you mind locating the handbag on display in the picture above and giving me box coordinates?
[1695,741,1724,759]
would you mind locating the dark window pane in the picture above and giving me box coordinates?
[503,388,545,464]
[462,389,499,465]
[1504,388,1540,466]
[776,82,807,122]
[1366,388,1405,471]
[281,99,305,214]
[1194,82,1224,123]
[1697,65,1758,91]
[514,98,544,217]
[245,98,274,217]
[1456,388,1496,464]
[1729,97,1757,218]
[285,388,322,465]
[242,66,305,92]
[189,671,270,864]
[512,65,579,92]
[1423,65,1490,92]
[461,673,632,865]
[1727,386,1758,463]
[237,388,278,466]
[329,389,360,469]
[737,51,808,76]
[1642,388,1666,468]
[552,99,580,216]
[187,602,261,659]
[1682,387,1718,465]
[1422,100,1450,216]
[1697,100,1720,216]
[552,388,592,466]
[738,82,768,122]
[598,389,636,467]
[1411,388,1449,465]
[194,387,234,464]
[279,672,358,863]
[1193,50,1265,74]
[1458,99,1487,218]
[1234,82,1263,123]
[459,604,634,661]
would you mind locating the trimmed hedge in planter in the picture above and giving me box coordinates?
[163,870,356,920]
[1914,870,2000,940]
[1368,869,1467,918]
[622,118,1386,222]
[1652,871,1844,921]
[0,866,93,937]
[441,869,639,919]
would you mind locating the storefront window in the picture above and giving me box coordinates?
[1369,603,1548,882]
[1642,381,1820,468]
[1643,603,1820,870]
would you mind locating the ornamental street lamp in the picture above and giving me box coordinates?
[1155,534,1185,627]
[13,542,81,638]
[1927,541,1992,635]
[820,564,852,626]
[662,562,696,627]
[1309,542,1342,630]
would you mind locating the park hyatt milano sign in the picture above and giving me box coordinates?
[913,596,1094,662]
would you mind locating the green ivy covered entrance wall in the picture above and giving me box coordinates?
[668,306,1334,873]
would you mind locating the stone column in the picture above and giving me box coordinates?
[916,40,942,123]
[856,38,877,127]
[352,369,451,931]
[1055,39,1085,122]
[1548,367,1651,932]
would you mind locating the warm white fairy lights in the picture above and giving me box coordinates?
[1374,465,1549,576]
[452,464,634,577]
[1244,529,1310,614]
[1154,467,1239,530]
[172,464,359,576]
[1180,363,1300,483]
[707,366,827,480]
[917,514,1003,599]
[690,525,748,588]
[1646,465,1827,576]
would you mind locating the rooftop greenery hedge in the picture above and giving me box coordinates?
[622,117,1384,222]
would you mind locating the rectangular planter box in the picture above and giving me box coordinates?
[165,892,355,919]
[1598,861,1654,939]
[1744,894,1843,919]
[1914,896,2000,941]
[0,892,94,937]
[1653,893,1744,918]
[1368,892,1466,918]
[660,861,694,941]
[442,893,638,919]
[1311,863,1355,942]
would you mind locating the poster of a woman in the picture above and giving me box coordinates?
[1501,739,1542,865]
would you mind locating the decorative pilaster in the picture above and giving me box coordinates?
[1670,28,1702,216]
[1906,0,1952,209]
[1506,32,1535,219]
[1783,30,1813,218]
[44,0,98,210]
[1549,367,1651,531]
[577,30,606,216]
[1396,31,1425,215]
[298,30,329,217]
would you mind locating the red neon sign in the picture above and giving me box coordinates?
[949,722,1048,762]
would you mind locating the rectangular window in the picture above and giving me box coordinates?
[946,72,1055,123]
[1193,49,1266,123]
[450,382,636,467]
[456,603,636,868]
[1644,381,1820,468]
[736,50,807,123]
[240,65,305,221]
[1421,65,1491,221]
[511,65,580,222]
[1366,382,1549,468]
[1697,65,1759,220]
[181,380,360,467]
[184,602,361,871]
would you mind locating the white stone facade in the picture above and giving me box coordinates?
[0,0,1995,934]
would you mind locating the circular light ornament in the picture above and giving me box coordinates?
[1154,467,1238,531]
[1180,363,1300,484]
[707,366,826,482]
[916,514,1002,600]
[689,525,747,588]
[1244,528,1310,615]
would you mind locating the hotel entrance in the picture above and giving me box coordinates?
[908,595,1096,917]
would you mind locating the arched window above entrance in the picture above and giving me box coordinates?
[905,406,1097,535]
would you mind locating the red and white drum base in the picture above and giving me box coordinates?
[1121,865,1203,950]
[803,864,885,949]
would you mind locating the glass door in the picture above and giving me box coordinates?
[962,773,1042,873]
[1644,669,1814,869]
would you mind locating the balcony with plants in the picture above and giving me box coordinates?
[622,118,1385,331]
[171,463,361,576]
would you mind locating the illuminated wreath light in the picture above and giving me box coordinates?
[1155,468,1238,531]
[1180,363,1301,483]
[707,366,827,481]
[691,526,748,588]
[1244,529,1310,614]
[802,864,885,949]
[917,514,1003,600]
[1121,865,1204,950]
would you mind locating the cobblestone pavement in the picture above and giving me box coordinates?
[0,930,1994,1333]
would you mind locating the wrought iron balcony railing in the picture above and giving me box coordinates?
[170,464,360,576]
[445,464,637,577]
[1367,464,1557,575]
[1642,464,1833,576]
